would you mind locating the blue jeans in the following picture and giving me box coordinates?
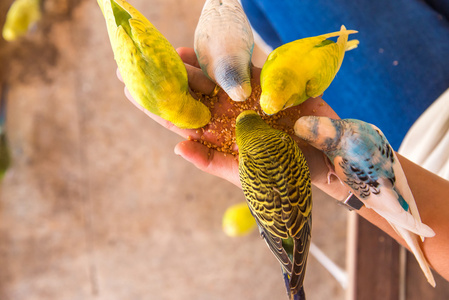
[242,0,449,149]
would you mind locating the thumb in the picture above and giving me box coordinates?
[174,140,241,188]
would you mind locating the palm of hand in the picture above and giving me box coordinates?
[122,47,345,199]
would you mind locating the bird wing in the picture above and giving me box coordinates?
[239,131,312,291]
[240,148,290,238]
[305,26,358,98]
[304,39,341,98]
[129,15,188,94]
[290,216,312,296]
[252,216,293,275]
[334,121,434,237]
[390,151,427,237]
[240,153,292,273]
[99,0,161,113]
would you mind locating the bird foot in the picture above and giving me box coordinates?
[323,154,344,185]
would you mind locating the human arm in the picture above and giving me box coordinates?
[119,47,449,282]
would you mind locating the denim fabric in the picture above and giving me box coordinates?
[241,0,449,149]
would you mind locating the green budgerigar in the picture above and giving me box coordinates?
[2,0,41,42]
[260,25,359,115]
[97,0,211,129]
[236,110,312,300]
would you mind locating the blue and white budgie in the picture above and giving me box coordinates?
[194,0,254,102]
[294,116,436,286]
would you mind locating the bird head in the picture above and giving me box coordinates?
[226,84,252,102]
[235,110,260,129]
[235,110,270,147]
[260,68,306,115]
[294,116,341,152]
[213,58,252,102]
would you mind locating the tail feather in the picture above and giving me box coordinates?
[374,207,435,238]
[292,286,306,300]
[392,223,436,287]
[366,183,435,238]
[282,270,291,298]
[328,24,359,54]
[320,25,359,77]
[321,25,358,40]
[282,271,306,300]
[392,152,428,241]
[345,39,359,51]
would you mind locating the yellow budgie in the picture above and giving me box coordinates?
[2,0,41,41]
[97,0,211,129]
[260,25,359,115]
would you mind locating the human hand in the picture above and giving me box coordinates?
[118,47,350,201]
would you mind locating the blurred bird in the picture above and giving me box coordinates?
[236,110,312,300]
[222,202,257,237]
[294,116,436,286]
[260,25,358,115]
[194,0,254,102]
[97,0,211,129]
[0,84,11,180]
[2,0,42,41]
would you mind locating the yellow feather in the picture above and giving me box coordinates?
[222,202,257,237]
[97,0,211,129]
[260,25,358,115]
[2,0,41,42]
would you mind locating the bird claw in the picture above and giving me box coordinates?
[323,154,344,185]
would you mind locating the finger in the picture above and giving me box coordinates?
[124,87,200,139]
[298,96,340,118]
[116,68,123,82]
[174,140,241,188]
[177,47,201,68]
[250,66,261,84]
[185,64,216,95]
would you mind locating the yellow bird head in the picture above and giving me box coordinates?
[260,65,306,115]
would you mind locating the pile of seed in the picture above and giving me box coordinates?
[190,83,300,157]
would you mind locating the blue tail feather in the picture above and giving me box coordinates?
[282,269,306,300]
[398,194,409,211]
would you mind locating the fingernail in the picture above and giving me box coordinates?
[174,146,180,156]
[174,143,183,156]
